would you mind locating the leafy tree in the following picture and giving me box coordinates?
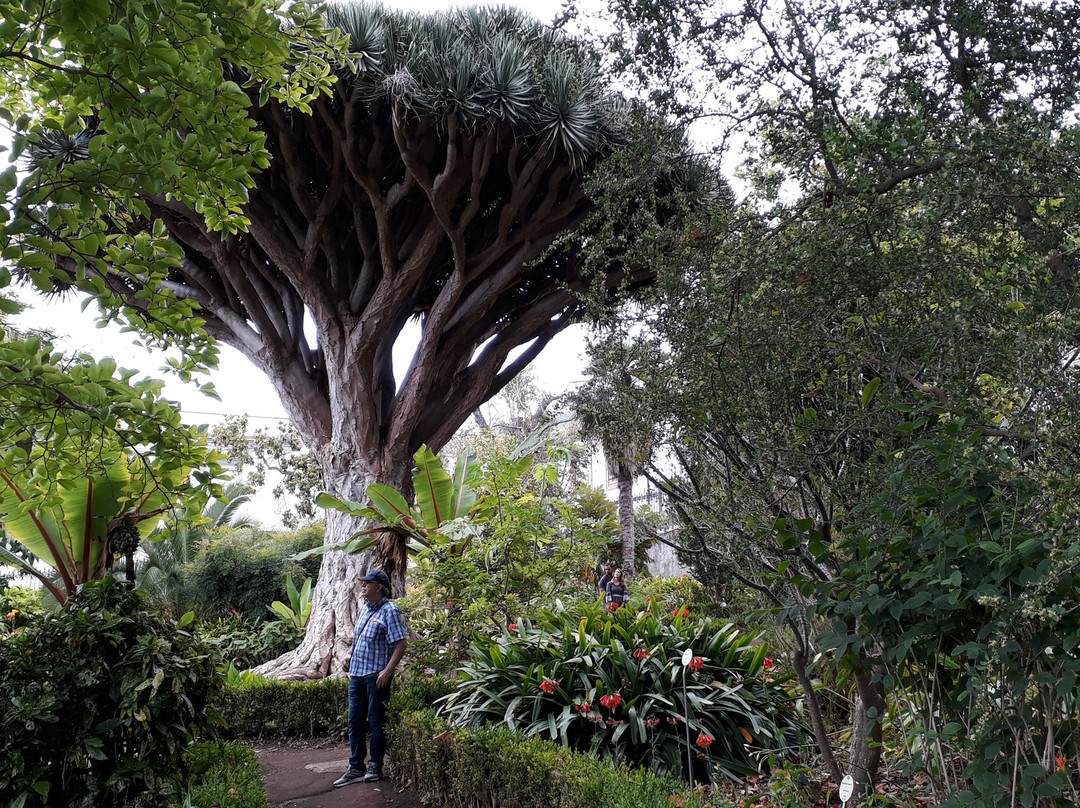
[23,3,699,678]
[0,0,342,374]
[209,415,322,529]
[0,339,224,603]
[583,0,1080,801]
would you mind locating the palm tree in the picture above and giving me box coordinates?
[136,483,257,618]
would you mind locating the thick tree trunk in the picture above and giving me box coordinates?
[249,437,411,680]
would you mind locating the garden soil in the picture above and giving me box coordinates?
[256,742,429,808]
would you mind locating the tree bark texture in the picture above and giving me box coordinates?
[615,458,636,579]
[116,87,651,678]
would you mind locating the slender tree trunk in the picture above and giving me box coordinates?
[848,659,888,805]
[615,459,636,579]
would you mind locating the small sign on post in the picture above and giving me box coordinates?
[839,774,855,806]
[679,648,694,789]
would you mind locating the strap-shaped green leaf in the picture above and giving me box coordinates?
[412,445,454,527]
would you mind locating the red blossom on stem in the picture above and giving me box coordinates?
[688,656,704,671]
[539,678,558,694]
[633,648,652,660]
[763,656,775,671]
[671,607,690,619]
[599,693,623,709]
[695,733,714,749]
[575,702,591,713]
[508,623,518,632]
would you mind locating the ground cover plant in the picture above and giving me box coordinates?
[437,598,801,782]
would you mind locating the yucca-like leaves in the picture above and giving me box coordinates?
[322,2,618,166]
[437,599,803,782]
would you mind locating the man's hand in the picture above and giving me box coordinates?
[376,668,393,690]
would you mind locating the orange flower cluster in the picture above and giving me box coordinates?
[695,733,714,749]
[688,656,704,671]
[605,602,619,612]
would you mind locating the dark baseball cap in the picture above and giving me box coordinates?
[359,569,391,590]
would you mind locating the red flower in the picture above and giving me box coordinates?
[688,656,704,671]
[645,718,660,727]
[600,692,623,709]
[633,648,652,660]
[695,733,714,749]
[575,702,591,713]
[671,607,690,619]
[508,623,518,632]
[1056,756,1067,773]
[645,595,652,603]
[539,678,558,694]
[606,602,619,612]
[763,656,775,671]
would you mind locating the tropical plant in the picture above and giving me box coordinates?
[0,338,225,603]
[0,578,221,808]
[309,445,481,585]
[437,599,801,782]
[404,450,610,674]
[0,454,181,604]
[268,573,313,631]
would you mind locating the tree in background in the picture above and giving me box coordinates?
[583,0,1080,802]
[21,4,701,678]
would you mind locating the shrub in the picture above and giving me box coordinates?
[218,676,348,740]
[437,599,802,782]
[200,616,303,670]
[0,578,220,808]
[178,741,268,808]
[391,708,707,808]
[186,526,323,622]
[389,673,455,720]
[0,586,49,632]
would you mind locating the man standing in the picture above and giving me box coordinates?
[597,563,615,597]
[333,569,408,787]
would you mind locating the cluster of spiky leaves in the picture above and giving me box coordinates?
[322,4,624,168]
[437,599,801,782]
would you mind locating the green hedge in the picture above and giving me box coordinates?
[390,709,706,808]
[219,677,348,741]
[179,742,268,808]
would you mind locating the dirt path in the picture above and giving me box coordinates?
[255,742,429,808]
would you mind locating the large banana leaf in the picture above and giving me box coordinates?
[0,455,154,601]
[450,448,479,520]
[413,445,455,528]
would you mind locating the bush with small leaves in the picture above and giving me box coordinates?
[0,578,220,808]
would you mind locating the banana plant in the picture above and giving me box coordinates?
[267,573,313,630]
[0,454,175,604]
[298,445,479,563]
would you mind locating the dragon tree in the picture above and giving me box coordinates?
[26,4,698,678]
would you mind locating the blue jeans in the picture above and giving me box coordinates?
[348,673,387,771]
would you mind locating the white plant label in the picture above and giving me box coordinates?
[681,648,693,666]
[839,774,855,803]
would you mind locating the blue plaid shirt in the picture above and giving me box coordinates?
[348,597,407,678]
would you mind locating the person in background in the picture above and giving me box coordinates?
[597,562,615,597]
[333,569,407,788]
[604,568,630,610]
